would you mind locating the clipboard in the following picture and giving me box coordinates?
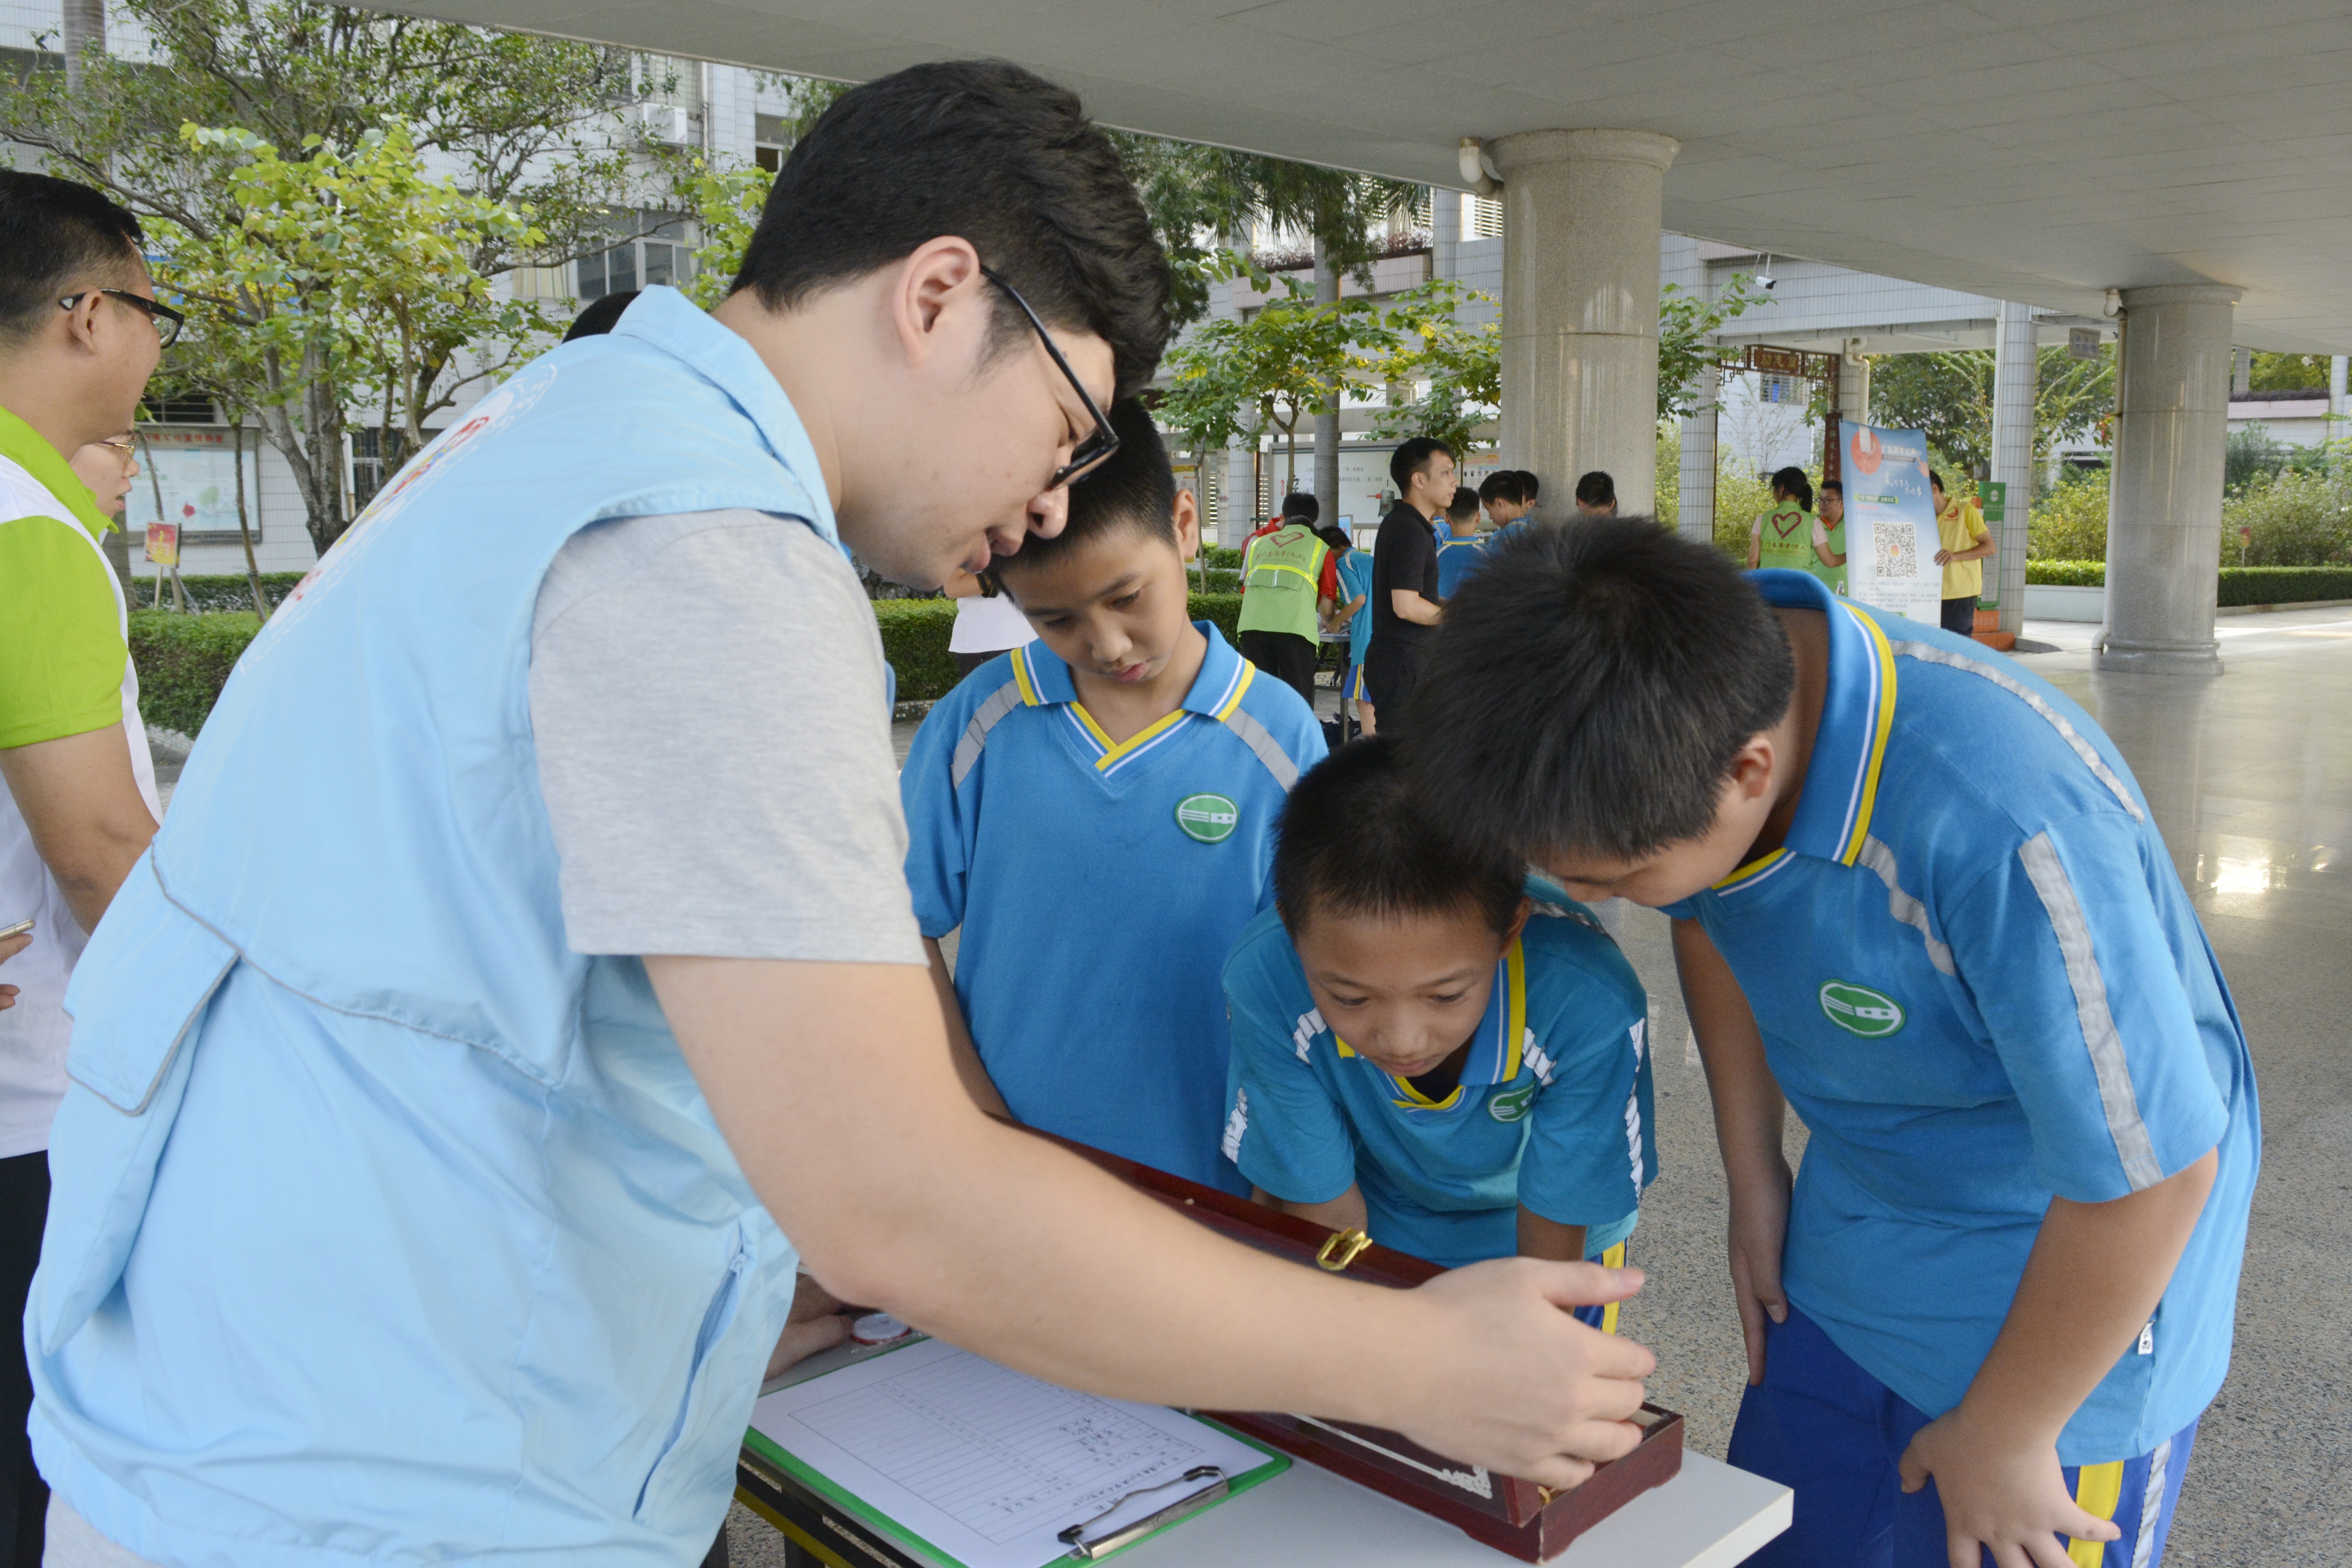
[741,1336,1289,1568]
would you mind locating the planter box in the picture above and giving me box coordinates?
[2024,584,2105,622]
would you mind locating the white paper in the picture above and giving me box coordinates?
[749,1338,1270,1568]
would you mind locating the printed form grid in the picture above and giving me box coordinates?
[794,1353,1207,1545]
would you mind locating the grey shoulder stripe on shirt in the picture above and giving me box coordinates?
[1221,707,1302,790]
[2018,831,2165,1191]
[1888,641,2142,821]
[1858,835,1956,976]
[949,679,1025,787]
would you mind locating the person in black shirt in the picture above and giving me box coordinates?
[1361,436,1456,733]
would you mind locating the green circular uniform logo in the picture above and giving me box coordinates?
[1488,1083,1535,1123]
[1819,980,1905,1038]
[1174,792,1240,844]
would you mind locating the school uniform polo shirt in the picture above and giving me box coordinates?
[1664,570,2258,1463]
[1219,890,1656,1269]
[903,622,1325,1192]
[1433,534,1486,599]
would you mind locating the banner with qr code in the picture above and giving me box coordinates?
[1839,423,1939,624]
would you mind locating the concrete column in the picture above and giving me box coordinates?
[1678,371,1719,547]
[2100,283,2240,676]
[1989,302,2037,635]
[2331,354,2347,422]
[1222,436,1253,546]
[2231,346,2251,395]
[1488,129,1680,519]
[1432,187,1460,282]
[1311,239,1341,533]
[1837,347,1870,427]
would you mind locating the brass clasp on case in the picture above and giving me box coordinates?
[1315,1228,1373,1272]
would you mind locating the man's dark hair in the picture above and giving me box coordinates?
[0,171,146,348]
[1574,470,1616,508]
[993,399,1175,579]
[1389,437,1452,491]
[1446,486,1480,524]
[1929,470,1946,492]
[733,61,1168,397]
[1518,470,1540,501]
[1478,470,1528,507]
[1819,479,1843,497]
[1315,524,1351,554]
[1403,516,1795,860]
[1279,491,1319,524]
[1274,737,1525,938]
[562,290,638,342]
[1770,466,1814,511]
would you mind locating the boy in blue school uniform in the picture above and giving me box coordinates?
[1219,738,1656,1326]
[1406,517,2258,1568]
[903,401,1326,1191]
[1433,485,1486,599]
[1321,524,1374,735]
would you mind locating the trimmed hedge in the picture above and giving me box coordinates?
[129,610,261,737]
[2218,565,2352,606]
[872,599,959,703]
[2025,560,2105,586]
[2019,562,2352,604]
[134,572,306,614]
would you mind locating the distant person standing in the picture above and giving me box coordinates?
[944,566,1037,677]
[1434,484,1485,598]
[1931,470,1995,635]
[1320,523,1374,737]
[1236,491,1336,708]
[1363,437,1455,733]
[1813,479,1850,596]
[1746,467,1840,588]
[1573,471,1616,517]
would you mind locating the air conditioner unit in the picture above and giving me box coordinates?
[633,103,692,145]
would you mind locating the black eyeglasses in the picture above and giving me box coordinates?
[978,265,1117,490]
[61,288,186,349]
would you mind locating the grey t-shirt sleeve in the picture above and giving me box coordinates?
[527,507,924,964]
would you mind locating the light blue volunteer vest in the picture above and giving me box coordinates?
[29,287,839,1567]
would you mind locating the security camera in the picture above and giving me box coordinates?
[1756,274,1776,291]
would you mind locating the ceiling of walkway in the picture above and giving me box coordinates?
[374,0,2352,351]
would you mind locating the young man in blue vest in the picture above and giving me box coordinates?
[29,62,1658,1568]
[1406,518,2257,1568]
[1222,739,1655,1316]
[902,401,1321,1192]
[1235,491,1336,708]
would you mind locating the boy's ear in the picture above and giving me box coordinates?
[1501,896,1533,949]
[1172,487,1200,562]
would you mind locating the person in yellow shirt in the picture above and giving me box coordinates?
[1930,470,1995,635]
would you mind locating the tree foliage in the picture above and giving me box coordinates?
[1369,279,1499,454]
[1658,274,1772,421]
[1866,345,2115,480]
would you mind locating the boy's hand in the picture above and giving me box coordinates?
[764,1273,855,1382]
[1899,1407,2120,1568]
[1726,1156,1791,1384]
[0,928,27,1010]
[1391,1258,1656,1490]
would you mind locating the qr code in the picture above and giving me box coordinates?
[1874,522,1917,581]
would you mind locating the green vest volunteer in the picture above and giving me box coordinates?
[1236,521,1329,642]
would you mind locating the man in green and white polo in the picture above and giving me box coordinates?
[0,170,168,1560]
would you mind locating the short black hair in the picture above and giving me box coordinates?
[1819,479,1842,497]
[0,171,145,347]
[1314,524,1350,554]
[1518,470,1540,500]
[1478,470,1528,507]
[1929,470,1946,492]
[1402,516,1795,860]
[734,61,1169,397]
[1770,466,1814,511]
[1274,737,1526,938]
[1446,486,1480,524]
[1390,437,1452,491]
[1574,470,1616,508]
[563,290,638,341]
[1279,491,1319,523]
[993,398,1175,578]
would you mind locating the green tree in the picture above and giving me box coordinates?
[152,122,553,556]
[4,0,687,547]
[2248,351,2330,391]
[1867,345,2115,481]
[1658,274,1772,420]
[1370,278,1499,454]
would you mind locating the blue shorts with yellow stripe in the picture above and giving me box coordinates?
[1730,1307,2196,1568]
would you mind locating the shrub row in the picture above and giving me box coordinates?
[129,593,1257,735]
[2020,561,2352,604]
[132,572,306,614]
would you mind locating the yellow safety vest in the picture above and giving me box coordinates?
[1237,523,1329,641]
